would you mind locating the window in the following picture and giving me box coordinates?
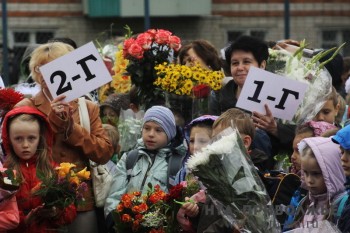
[8,30,55,84]
[321,29,350,56]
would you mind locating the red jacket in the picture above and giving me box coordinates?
[1,106,77,233]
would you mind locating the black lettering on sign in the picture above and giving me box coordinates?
[275,88,299,110]
[50,70,72,95]
[247,80,264,103]
[76,54,97,81]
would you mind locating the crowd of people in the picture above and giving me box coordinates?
[0,33,350,233]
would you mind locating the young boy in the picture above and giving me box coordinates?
[104,106,184,231]
[332,124,350,232]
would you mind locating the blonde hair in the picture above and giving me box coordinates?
[5,114,54,182]
[29,42,74,83]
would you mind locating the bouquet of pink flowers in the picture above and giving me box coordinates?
[122,26,181,109]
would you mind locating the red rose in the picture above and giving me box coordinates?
[193,84,210,98]
[155,29,172,45]
[123,38,135,57]
[128,43,144,59]
[136,33,153,50]
[146,29,157,39]
[169,35,181,52]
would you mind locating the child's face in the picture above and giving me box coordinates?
[142,121,168,150]
[340,147,350,176]
[314,99,339,124]
[301,155,327,195]
[291,133,312,173]
[9,119,40,160]
[103,106,118,118]
[189,126,211,155]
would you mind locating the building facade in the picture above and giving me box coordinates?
[1,0,349,84]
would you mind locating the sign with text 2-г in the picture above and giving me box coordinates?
[236,67,308,121]
[40,41,112,102]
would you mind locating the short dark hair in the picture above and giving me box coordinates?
[225,35,269,68]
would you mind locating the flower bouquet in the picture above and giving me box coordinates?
[32,163,90,209]
[186,127,280,233]
[154,63,224,119]
[122,26,181,109]
[113,184,182,233]
[266,41,345,124]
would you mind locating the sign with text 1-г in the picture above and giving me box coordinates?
[40,41,112,102]
[236,67,308,121]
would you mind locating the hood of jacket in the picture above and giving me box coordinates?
[299,137,345,201]
[1,106,53,157]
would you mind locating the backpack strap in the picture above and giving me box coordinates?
[126,149,140,182]
[167,148,185,188]
[336,194,349,219]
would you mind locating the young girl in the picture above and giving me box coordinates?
[290,121,338,175]
[2,106,76,233]
[313,87,340,125]
[290,137,346,229]
[175,115,218,184]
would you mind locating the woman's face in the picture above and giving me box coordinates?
[230,50,265,88]
[183,48,209,70]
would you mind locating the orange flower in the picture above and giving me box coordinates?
[76,167,90,180]
[133,191,141,196]
[135,214,143,220]
[149,228,165,233]
[116,203,124,212]
[121,214,132,222]
[31,181,42,194]
[56,163,76,176]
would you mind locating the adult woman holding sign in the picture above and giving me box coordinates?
[209,35,295,158]
[15,42,114,233]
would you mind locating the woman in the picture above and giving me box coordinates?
[210,35,294,157]
[15,42,114,233]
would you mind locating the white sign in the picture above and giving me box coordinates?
[40,41,112,102]
[236,67,308,121]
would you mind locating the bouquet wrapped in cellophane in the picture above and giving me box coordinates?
[187,127,280,233]
[266,41,345,124]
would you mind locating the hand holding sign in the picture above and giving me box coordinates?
[40,42,112,102]
[236,67,308,121]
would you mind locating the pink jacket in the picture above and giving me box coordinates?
[0,195,19,232]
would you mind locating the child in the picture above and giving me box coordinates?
[0,161,19,232]
[176,115,218,183]
[213,108,273,171]
[289,137,346,229]
[331,125,350,232]
[1,106,76,233]
[175,115,217,233]
[290,121,338,175]
[104,106,185,231]
[179,109,272,232]
[313,87,340,125]
[100,93,130,127]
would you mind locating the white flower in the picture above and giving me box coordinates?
[186,130,238,170]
